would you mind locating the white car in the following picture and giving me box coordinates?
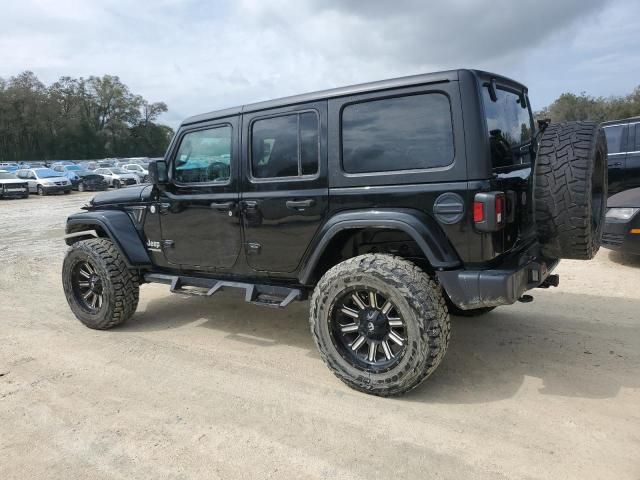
[15,168,72,195]
[0,170,29,199]
[93,168,140,188]
[120,163,149,181]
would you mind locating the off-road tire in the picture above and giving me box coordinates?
[310,254,450,396]
[62,238,139,329]
[534,122,607,259]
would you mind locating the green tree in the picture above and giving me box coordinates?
[0,71,174,162]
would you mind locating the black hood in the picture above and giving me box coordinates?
[90,184,154,206]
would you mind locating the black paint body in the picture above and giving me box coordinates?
[65,69,554,309]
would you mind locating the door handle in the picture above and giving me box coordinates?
[242,200,259,211]
[286,199,315,209]
[210,201,234,210]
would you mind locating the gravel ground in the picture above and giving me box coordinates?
[1,193,639,479]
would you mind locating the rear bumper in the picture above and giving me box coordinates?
[437,246,559,310]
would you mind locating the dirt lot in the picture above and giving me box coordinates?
[1,193,639,480]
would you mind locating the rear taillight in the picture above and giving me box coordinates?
[474,192,506,232]
[495,193,505,225]
[473,201,485,223]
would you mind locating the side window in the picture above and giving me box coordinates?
[604,125,626,154]
[635,124,640,151]
[341,93,454,174]
[174,125,232,184]
[251,111,319,179]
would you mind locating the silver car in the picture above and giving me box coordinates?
[94,167,140,188]
[15,168,72,195]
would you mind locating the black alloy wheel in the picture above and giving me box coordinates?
[71,260,104,312]
[330,288,406,372]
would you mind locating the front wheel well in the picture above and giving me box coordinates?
[65,223,109,245]
[308,228,433,284]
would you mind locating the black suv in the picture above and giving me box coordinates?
[603,116,640,195]
[61,70,607,396]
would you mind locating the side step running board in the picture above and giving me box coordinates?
[144,273,304,308]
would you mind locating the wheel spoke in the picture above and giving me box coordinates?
[381,300,392,315]
[79,268,91,279]
[340,323,359,333]
[96,294,102,309]
[78,281,90,288]
[367,341,377,361]
[369,291,377,309]
[90,293,97,309]
[388,319,403,327]
[350,335,366,351]
[82,289,93,300]
[381,340,393,360]
[340,306,359,319]
[388,330,404,346]
[85,263,95,274]
[351,293,366,310]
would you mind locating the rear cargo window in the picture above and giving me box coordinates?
[341,93,454,174]
[482,87,533,169]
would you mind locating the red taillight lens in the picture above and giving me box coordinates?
[495,193,505,225]
[473,201,485,223]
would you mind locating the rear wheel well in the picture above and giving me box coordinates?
[65,224,109,245]
[309,228,433,284]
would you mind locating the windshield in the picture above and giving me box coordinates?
[0,172,17,179]
[482,86,533,169]
[34,168,61,178]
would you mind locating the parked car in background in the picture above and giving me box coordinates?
[0,163,20,173]
[601,187,640,255]
[51,161,78,167]
[93,167,139,188]
[603,116,640,195]
[51,165,109,192]
[0,170,29,199]
[119,163,149,182]
[15,168,72,195]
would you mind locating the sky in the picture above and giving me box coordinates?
[1,0,639,128]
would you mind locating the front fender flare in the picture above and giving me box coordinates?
[298,209,461,285]
[65,210,152,267]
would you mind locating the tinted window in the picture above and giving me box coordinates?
[341,93,454,174]
[482,87,533,169]
[635,124,640,151]
[604,125,626,154]
[174,126,232,183]
[251,112,319,179]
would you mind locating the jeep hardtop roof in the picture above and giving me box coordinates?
[182,69,526,126]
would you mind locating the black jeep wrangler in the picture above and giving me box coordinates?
[62,70,607,396]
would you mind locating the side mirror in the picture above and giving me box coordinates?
[148,160,169,186]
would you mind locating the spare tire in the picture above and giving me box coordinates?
[534,121,607,260]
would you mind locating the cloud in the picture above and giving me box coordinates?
[0,0,637,127]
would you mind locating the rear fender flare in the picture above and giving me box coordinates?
[298,209,461,285]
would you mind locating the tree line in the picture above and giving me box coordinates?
[0,71,174,162]
[536,85,640,123]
